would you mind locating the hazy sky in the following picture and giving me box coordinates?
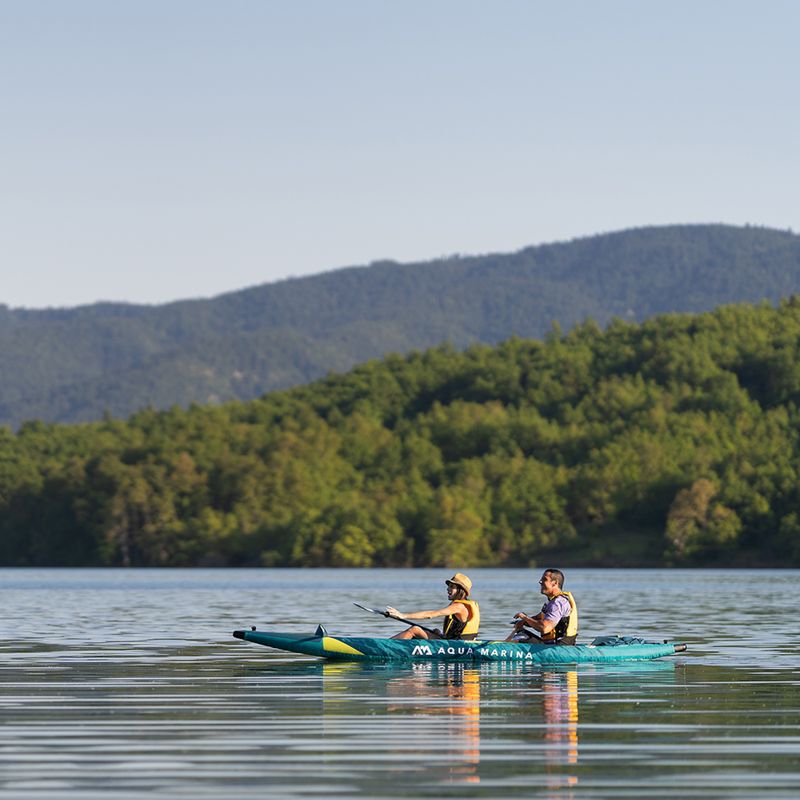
[2,1,797,309]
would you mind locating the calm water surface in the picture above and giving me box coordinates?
[1,568,799,798]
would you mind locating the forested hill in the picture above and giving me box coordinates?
[3,300,800,568]
[2,223,800,428]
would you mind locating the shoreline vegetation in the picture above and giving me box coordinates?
[3,299,800,568]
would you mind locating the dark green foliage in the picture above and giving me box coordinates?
[3,299,800,567]
[2,224,800,428]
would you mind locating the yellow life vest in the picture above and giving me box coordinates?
[442,599,480,640]
[540,591,578,644]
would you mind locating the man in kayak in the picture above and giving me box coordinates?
[385,572,480,640]
[506,568,578,645]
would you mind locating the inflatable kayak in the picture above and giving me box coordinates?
[232,625,687,663]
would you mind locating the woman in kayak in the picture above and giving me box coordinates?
[385,572,480,640]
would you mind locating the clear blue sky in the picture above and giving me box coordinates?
[2,1,797,309]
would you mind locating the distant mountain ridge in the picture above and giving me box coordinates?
[2,223,799,428]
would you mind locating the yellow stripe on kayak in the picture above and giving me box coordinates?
[321,636,364,656]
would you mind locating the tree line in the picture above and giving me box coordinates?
[2,299,800,568]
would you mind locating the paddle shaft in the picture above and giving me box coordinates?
[353,602,439,636]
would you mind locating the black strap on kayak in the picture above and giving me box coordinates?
[353,602,438,636]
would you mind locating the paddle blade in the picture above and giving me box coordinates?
[353,602,387,616]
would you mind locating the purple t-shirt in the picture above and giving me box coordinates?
[541,595,572,624]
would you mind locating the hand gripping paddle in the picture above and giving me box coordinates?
[353,602,438,635]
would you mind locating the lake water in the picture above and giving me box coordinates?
[1,568,799,798]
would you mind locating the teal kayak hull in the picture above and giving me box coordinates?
[233,628,686,663]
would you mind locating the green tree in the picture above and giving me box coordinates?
[665,478,742,563]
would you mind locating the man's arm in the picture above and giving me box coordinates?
[536,596,571,634]
[535,616,557,635]
[512,611,545,633]
[515,596,570,634]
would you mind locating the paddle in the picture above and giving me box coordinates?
[353,602,439,635]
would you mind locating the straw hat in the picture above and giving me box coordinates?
[445,572,472,596]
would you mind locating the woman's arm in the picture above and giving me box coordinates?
[386,602,468,621]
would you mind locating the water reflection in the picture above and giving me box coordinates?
[542,669,579,788]
[321,661,482,784]
[318,661,587,791]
